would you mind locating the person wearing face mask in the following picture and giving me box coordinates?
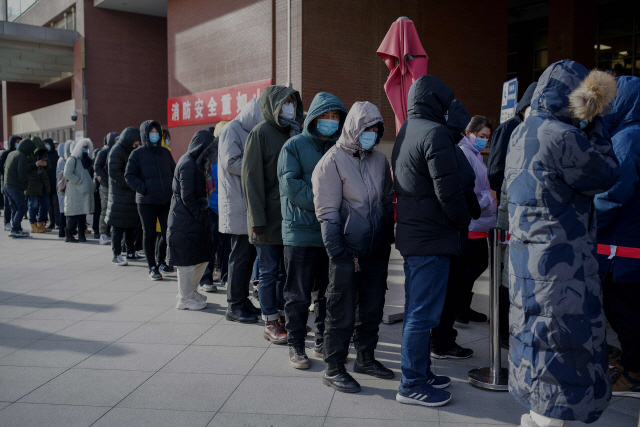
[106,127,144,266]
[63,138,95,243]
[26,136,52,234]
[95,132,119,245]
[126,120,176,280]
[277,92,347,369]
[43,138,60,231]
[56,141,70,239]
[0,135,21,231]
[242,86,303,343]
[312,101,395,393]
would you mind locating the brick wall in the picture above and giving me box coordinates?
[83,3,168,146]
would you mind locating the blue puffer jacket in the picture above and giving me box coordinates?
[277,92,347,247]
[595,76,640,283]
[505,60,620,423]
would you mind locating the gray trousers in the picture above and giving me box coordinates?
[98,186,109,235]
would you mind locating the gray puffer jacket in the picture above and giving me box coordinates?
[312,101,395,258]
[217,97,263,235]
[64,139,95,216]
[56,141,70,214]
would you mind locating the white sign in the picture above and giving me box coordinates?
[500,78,518,124]
[75,130,84,140]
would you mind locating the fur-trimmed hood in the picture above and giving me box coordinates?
[63,140,73,159]
[569,69,617,122]
[70,138,94,159]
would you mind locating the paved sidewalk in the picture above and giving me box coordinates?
[0,228,637,426]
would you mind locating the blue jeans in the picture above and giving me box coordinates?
[28,193,49,224]
[3,185,26,232]
[400,255,451,390]
[256,244,286,321]
[253,256,260,282]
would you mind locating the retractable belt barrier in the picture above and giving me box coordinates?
[597,244,640,260]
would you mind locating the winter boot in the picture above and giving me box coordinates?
[354,351,394,379]
[65,229,78,242]
[323,363,361,393]
[31,223,45,233]
[38,222,52,232]
[264,320,287,344]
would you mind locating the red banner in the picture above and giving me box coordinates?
[167,78,272,127]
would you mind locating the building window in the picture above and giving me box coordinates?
[507,34,518,81]
[596,13,639,76]
[7,0,39,22]
[533,29,548,81]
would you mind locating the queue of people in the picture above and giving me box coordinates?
[1,62,639,427]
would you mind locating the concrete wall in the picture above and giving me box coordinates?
[2,82,71,136]
[12,98,75,134]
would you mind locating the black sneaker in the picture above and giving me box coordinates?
[289,345,310,369]
[149,267,162,281]
[93,232,100,239]
[430,344,473,360]
[468,308,487,323]
[127,253,145,261]
[323,363,361,393]
[159,263,174,274]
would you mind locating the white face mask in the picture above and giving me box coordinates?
[280,103,295,120]
[523,106,532,120]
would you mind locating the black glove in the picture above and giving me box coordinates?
[197,197,208,211]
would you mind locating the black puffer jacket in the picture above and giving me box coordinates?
[0,135,20,191]
[392,75,471,257]
[167,130,217,267]
[43,138,59,192]
[106,127,140,228]
[125,120,176,205]
[94,132,119,190]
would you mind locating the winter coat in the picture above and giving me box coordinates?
[3,138,33,192]
[278,92,347,247]
[166,130,217,267]
[243,85,304,245]
[218,97,263,235]
[64,139,95,216]
[0,135,20,192]
[125,120,176,205]
[487,82,537,194]
[26,137,51,196]
[595,76,640,283]
[458,136,496,233]
[392,75,471,257]
[94,132,118,190]
[312,101,394,258]
[56,142,68,213]
[505,60,620,423]
[43,138,59,192]
[106,127,140,229]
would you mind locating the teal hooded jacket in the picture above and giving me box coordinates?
[277,92,347,247]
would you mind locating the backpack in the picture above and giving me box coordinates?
[57,169,67,194]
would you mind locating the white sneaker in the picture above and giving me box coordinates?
[99,234,110,245]
[193,290,207,302]
[212,270,221,282]
[112,255,128,266]
[201,283,217,292]
[176,297,206,310]
[3,223,10,231]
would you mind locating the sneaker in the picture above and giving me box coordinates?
[430,344,473,360]
[289,345,310,369]
[212,269,221,282]
[3,223,10,231]
[200,283,217,293]
[425,373,451,389]
[112,255,128,266]
[396,382,452,407]
[93,232,100,239]
[136,250,146,258]
[193,290,207,302]
[126,253,145,261]
[468,308,488,323]
[611,368,640,398]
[99,234,110,245]
[149,267,162,281]
[176,297,206,311]
[313,342,323,359]
[17,230,30,237]
[159,264,174,274]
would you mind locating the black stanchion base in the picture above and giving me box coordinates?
[467,367,509,391]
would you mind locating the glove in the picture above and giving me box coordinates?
[253,226,265,237]
[197,197,208,211]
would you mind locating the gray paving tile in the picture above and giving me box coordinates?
[117,322,212,345]
[63,291,137,305]
[248,346,326,378]
[327,378,439,422]
[84,304,169,322]
[162,345,266,375]
[0,366,65,402]
[19,302,107,321]
[564,407,639,427]
[220,376,334,417]
[0,401,10,411]
[149,305,225,324]
[193,323,271,347]
[77,342,187,371]
[93,408,215,427]
[0,318,77,340]
[324,418,438,427]
[0,339,37,358]
[606,396,640,418]
[19,368,153,406]
[118,372,243,411]
[119,292,182,306]
[208,413,325,427]
[0,403,110,427]
[1,289,81,304]
[0,303,51,320]
[96,280,157,293]
[45,320,144,342]
[0,340,109,368]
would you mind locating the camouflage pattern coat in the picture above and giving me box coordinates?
[504,60,620,423]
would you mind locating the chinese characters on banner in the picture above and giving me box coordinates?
[167,79,272,127]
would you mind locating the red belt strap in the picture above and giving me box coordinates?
[468,231,489,239]
[597,244,640,260]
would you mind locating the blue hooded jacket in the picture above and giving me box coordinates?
[595,76,640,283]
[277,92,347,247]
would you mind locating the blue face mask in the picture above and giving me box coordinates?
[445,111,449,122]
[316,119,339,137]
[149,133,160,145]
[82,148,88,154]
[359,132,377,151]
[473,138,488,152]
[579,119,589,130]
[165,139,170,147]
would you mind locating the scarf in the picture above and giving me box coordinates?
[81,153,93,170]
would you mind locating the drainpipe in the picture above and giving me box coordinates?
[71,7,75,31]
[286,0,291,88]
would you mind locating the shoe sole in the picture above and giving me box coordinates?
[263,333,287,345]
[150,277,163,281]
[322,377,361,393]
[430,352,472,360]
[177,305,206,311]
[429,381,450,389]
[612,391,640,399]
[353,363,395,379]
[290,361,311,370]
[112,262,128,266]
[396,393,451,407]
[225,314,258,324]
[313,351,323,359]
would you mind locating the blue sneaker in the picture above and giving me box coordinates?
[426,373,450,389]
[396,382,451,407]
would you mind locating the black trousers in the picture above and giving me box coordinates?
[66,215,86,238]
[431,252,465,350]
[458,238,489,315]
[324,243,391,365]
[134,224,143,252]
[112,226,136,256]
[603,274,640,372]
[92,188,101,233]
[201,209,225,285]
[227,234,257,311]
[49,191,60,227]
[58,213,66,237]
[283,246,329,347]
[3,193,11,225]
[137,203,170,269]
